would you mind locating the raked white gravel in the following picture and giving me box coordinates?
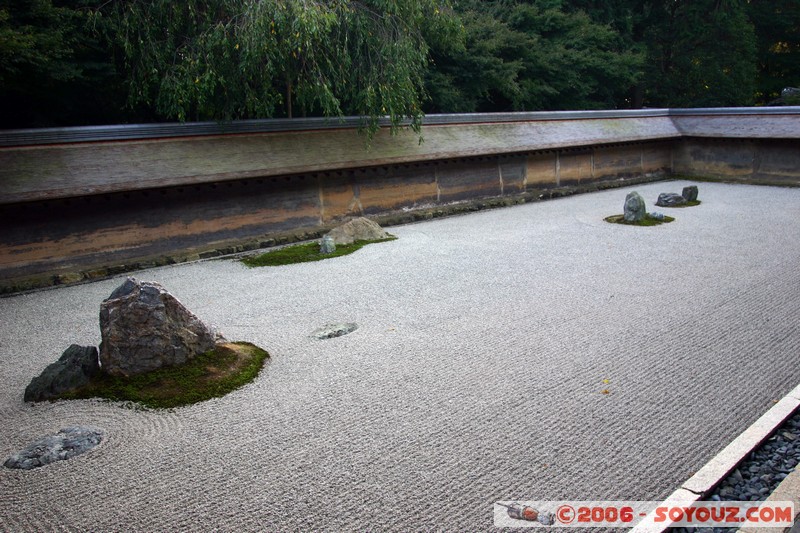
[1,180,799,531]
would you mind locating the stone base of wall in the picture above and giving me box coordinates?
[674,138,800,185]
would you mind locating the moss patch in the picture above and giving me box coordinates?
[604,214,675,226]
[660,200,701,208]
[61,342,269,409]
[241,236,396,267]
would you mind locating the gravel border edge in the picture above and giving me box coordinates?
[632,383,800,533]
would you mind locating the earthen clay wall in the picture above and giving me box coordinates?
[0,109,797,292]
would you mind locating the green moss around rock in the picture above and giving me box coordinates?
[241,236,396,267]
[604,214,675,226]
[661,200,701,208]
[60,342,269,409]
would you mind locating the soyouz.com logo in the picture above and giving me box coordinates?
[493,501,795,528]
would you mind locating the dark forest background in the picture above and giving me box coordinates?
[1,0,798,130]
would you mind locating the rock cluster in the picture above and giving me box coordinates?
[4,427,103,470]
[325,217,389,245]
[99,277,222,377]
[656,185,699,207]
[24,345,100,402]
[25,277,224,400]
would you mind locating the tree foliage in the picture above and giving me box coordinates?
[106,0,461,136]
[564,0,760,108]
[638,0,757,107]
[0,0,797,129]
[0,0,126,127]
[425,0,643,113]
[748,0,800,103]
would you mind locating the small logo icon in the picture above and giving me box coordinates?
[557,504,576,524]
[497,502,555,525]
[498,502,539,522]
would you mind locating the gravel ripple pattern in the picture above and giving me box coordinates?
[1,181,800,531]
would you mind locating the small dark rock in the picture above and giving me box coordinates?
[24,345,100,402]
[4,427,103,470]
[681,186,699,202]
[320,235,336,254]
[656,192,687,207]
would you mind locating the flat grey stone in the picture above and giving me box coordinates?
[656,192,687,207]
[4,427,103,470]
[310,323,358,340]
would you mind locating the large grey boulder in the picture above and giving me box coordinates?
[4,426,103,470]
[24,345,100,402]
[99,277,222,377]
[623,192,647,222]
[656,192,687,207]
[325,217,389,245]
[682,186,699,202]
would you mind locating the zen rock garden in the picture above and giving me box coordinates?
[10,216,391,470]
[606,185,700,226]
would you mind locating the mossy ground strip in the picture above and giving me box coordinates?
[604,214,675,226]
[241,237,396,267]
[61,342,269,409]
[661,200,701,208]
